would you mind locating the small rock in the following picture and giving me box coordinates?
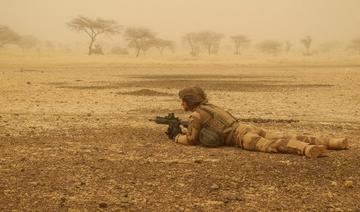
[194,159,202,164]
[221,191,237,201]
[210,183,220,190]
[177,183,185,187]
[330,181,338,186]
[26,81,31,85]
[206,200,225,206]
[120,198,129,204]
[175,205,185,211]
[60,197,66,206]
[327,192,334,198]
[344,180,353,188]
[5,133,11,137]
[29,181,38,186]
[168,161,178,165]
[87,113,92,116]
[98,202,108,208]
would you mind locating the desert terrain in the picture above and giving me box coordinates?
[0,55,359,211]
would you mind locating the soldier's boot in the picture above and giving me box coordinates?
[294,135,349,150]
[315,137,349,150]
[272,138,327,158]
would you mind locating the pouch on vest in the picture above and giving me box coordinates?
[198,104,237,134]
[199,127,224,147]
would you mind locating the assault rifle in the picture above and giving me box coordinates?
[149,113,188,139]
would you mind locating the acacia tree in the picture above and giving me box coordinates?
[67,16,121,55]
[0,25,20,48]
[152,38,174,55]
[124,27,156,57]
[230,35,250,55]
[182,32,201,56]
[197,31,224,55]
[300,36,312,56]
[256,40,282,55]
[350,37,360,55]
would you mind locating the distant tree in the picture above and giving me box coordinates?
[17,35,39,52]
[257,40,282,55]
[300,36,312,56]
[284,41,292,54]
[350,37,360,55]
[182,32,201,56]
[230,35,250,55]
[152,38,175,55]
[124,27,156,57]
[0,25,20,48]
[197,31,224,55]
[67,16,121,55]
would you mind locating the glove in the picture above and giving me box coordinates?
[166,125,182,140]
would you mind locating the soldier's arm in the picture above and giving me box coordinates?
[174,112,202,145]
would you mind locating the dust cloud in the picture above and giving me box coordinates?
[1,0,360,55]
[1,1,360,211]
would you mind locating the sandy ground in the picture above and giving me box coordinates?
[0,55,359,211]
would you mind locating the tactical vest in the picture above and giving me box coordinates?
[196,104,238,147]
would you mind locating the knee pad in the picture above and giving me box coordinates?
[242,133,261,151]
[237,124,252,136]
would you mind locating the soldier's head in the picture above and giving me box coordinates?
[178,87,208,111]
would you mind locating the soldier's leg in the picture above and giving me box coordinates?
[292,135,348,150]
[234,123,326,158]
[240,131,326,158]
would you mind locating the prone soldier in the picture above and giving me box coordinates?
[169,87,348,158]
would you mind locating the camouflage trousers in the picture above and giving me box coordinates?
[231,123,348,156]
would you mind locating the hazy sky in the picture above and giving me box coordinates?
[1,0,360,44]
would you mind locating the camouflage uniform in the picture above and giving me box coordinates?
[175,87,348,158]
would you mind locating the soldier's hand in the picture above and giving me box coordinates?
[166,125,181,140]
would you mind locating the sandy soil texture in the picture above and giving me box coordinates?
[0,56,359,211]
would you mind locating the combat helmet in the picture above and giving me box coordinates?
[178,87,208,107]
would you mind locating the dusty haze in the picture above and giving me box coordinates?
[1,0,360,44]
[1,0,360,211]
